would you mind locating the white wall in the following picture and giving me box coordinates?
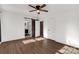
[44,4,79,48]
[56,18,79,48]
[35,21,40,37]
[1,11,25,42]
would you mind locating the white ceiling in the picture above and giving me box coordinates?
[1,4,49,18]
[1,4,79,14]
[1,4,79,20]
[1,4,31,14]
[0,4,48,15]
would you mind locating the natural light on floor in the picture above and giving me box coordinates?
[22,38,44,44]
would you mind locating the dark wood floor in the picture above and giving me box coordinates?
[0,37,79,54]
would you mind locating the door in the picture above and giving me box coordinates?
[40,21,43,37]
[32,19,35,37]
[0,19,1,42]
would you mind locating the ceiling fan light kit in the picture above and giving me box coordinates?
[37,10,40,14]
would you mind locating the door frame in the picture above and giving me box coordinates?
[40,21,43,37]
[32,19,35,37]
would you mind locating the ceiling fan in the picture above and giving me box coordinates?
[28,4,48,14]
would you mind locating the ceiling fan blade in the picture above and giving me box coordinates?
[28,5,36,9]
[40,4,46,8]
[40,9,48,12]
[29,10,37,12]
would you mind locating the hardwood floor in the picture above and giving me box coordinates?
[0,37,79,54]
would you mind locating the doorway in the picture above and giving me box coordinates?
[24,18,36,38]
[25,20,30,37]
[40,21,43,37]
[32,19,35,37]
[24,18,43,38]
